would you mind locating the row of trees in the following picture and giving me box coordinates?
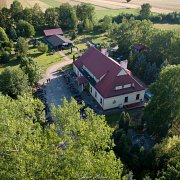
[113,4,180,24]
[0,0,96,37]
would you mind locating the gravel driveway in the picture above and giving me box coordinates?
[40,51,73,107]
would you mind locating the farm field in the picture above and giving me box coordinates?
[2,0,180,14]
[154,24,180,31]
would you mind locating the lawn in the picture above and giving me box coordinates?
[28,46,64,72]
[0,47,64,73]
[96,8,139,20]
[154,23,180,31]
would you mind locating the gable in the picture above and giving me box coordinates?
[117,69,127,76]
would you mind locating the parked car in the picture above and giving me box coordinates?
[145,90,153,100]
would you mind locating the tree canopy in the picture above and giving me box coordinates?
[0,97,125,179]
[140,3,152,20]
[0,27,9,42]
[0,67,30,98]
[16,37,29,55]
[144,65,180,138]
[58,3,78,30]
[16,20,35,38]
[20,57,41,86]
[153,136,180,179]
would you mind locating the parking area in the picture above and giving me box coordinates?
[45,71,72,107]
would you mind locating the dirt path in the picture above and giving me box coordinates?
[39,51,73,84]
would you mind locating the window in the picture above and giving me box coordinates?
[100,98,102,104]
[90,87,92,93]
[95,91,97,98]
[124,96,128,103]
[136,94,140,100]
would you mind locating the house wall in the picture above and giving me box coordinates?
[73,64,83,77]
[103,90,145,110]
[74,64,145,110]
[89,84,104,108]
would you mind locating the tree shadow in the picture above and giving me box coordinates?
[29,52,43,58]
[0,58,20,69]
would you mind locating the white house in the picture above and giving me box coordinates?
[73,47,145,110]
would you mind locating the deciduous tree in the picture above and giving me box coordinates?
[59,3,78,30]
[140,3,152,20]
[144,65,180,138]
[0,67,30,98]
[20,57,41,86]
[16,20,35,38]
[16,37,29,55]
[0,27,9,42]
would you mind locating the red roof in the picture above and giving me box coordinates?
[44,28,63,36]
[74,47,145,98]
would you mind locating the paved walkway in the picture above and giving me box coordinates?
[39,51,73,107]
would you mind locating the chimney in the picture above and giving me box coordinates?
[101,48,109,57]
[120,60,128,69]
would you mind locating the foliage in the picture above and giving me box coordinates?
[76,3,95,32]
[20,56,41,86]
[16,37,29,55]
[0,97,125,179]
[16,20,35,38]
[153,136,180,179]
[140,3,152,20]
[113,20,154,57]
[44,8,59,28]
[144,65,180,139]
[37,42,48,54]
[58,3,78,30]
[101,15,112,32]
[0,67,30,98]
[0,27,9,42]
[0,50,10,63]
[51,99,125,179]
[83,18,94,32]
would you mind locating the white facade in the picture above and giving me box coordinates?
[102,90,145,110]
[73,64,145,110]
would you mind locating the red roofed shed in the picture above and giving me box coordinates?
[44,28,63,36]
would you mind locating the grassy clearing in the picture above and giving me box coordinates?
[154,24,180,31]
[28,46,64,72]
[0,46,64,73]
[96,8,139,20]
[62,32,112,59]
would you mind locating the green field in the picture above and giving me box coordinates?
[154,24,180,31]
[96,9,139,20]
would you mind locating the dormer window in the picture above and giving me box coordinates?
[115,86,122,90]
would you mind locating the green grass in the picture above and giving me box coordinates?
[96,8,139,20]
[154,23,180,31]
[39,0,61,7]
[28,47,64,72]
[0,47,64,73]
